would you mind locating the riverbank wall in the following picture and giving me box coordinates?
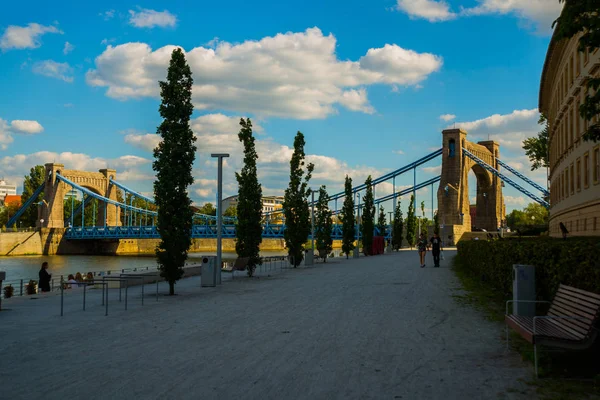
[0,229,344,256]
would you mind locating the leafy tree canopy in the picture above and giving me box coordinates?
[554,0,600,142]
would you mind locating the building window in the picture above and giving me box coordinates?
[448,139,455,158]
[576,99,581,141]
[565,167,569,198]
[569,54,574,85]
[576,157,581,191]
[584,152,590,188]
[584,47,589,65]
[594,146,600,184]
[570,163,575,194]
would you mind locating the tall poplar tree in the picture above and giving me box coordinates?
[153,48,196,295]
[340,175,355,258]
[361,175,375,255]
[235,118,263,277]
[377,206,386,237]
[433,211,440,235]
[283,132,314,267]
[21,165,45,227]
[392,199,404,250]
[406,195,417,248]
[315,185,333,262]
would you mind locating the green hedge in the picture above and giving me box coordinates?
[456,237,600,301]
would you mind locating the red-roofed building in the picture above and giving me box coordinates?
[2,194,22,207]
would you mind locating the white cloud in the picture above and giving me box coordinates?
[0,118,44,149]
[101,38,116,46]
[32,60,74,82]
[10,120,44,134]
[124,113,392,204]
[0,119,13,150]
[422,165,441,174]
[63,41,74,54]
[205,37,219,48]
[395,0,563,34]
[124,132,161,152]
[0,152,151,185]
[128,8,177,28]
[452,108,539,152]
[86,27,442,119]
[393,149,405,155]
[439,113,456,122]
[463,0,563,34]
[0,23,62,51]
[504,195,527,207]
[100,10,115,20]
[395,0,456,22]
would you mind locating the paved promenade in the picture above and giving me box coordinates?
[0,251,535,400]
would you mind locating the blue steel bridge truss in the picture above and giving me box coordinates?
[8,145,547,239]
[463,149,550,209]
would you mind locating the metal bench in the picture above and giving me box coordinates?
[231,257,249,280]
[505,284,600,376]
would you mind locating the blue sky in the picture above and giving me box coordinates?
[0,0,562,215]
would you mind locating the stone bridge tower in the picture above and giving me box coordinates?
[38,163,121,228]
[437,129,505,241]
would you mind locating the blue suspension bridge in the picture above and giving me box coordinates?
[7,132,549,241]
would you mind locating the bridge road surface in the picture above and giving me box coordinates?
[0,250,535,400]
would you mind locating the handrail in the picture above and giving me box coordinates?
[7,183,44,227]
[264,148,443,218]
[496,158,549,196]
[463,149,549,208]
[110,178,237,222]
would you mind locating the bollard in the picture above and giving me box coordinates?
[101,277,105,306]
[125,280,128,310]
[83,284,86,311]
[20,279,23,296]
[156,278,159,302]
[105,283,108,316]
[60,276,64,316]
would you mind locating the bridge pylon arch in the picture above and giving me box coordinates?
[38,163,121,228]
[437,129,505,241]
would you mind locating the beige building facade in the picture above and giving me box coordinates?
[539,30,600,237]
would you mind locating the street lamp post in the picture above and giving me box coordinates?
[211,153,229,284]
[354,192,360,258]
[306,188,315,266]
[311,189,315,254]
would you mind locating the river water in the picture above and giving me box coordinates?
[0,250,291,285]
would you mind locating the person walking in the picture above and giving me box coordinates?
[430,232,443,268]
[38,262,51,292]
[417,233,428,268]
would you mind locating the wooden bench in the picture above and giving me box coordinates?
[231,257,249,280]
[505,284,600,376]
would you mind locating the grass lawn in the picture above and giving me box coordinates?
[452,257,600,400]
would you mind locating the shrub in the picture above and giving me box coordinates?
[456,237,600,301]
[26,280,37,295]
[4,285,14,298]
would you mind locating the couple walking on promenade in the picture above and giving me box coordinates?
[417,232,443,268]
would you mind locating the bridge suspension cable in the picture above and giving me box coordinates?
[56,174,158,216]
[109,178,237,223]
[7,183,45,227]
[264,148,443,219]
[332,176,441,215]
[496,158,549,196]
[463,149,549,209]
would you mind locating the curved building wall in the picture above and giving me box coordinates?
[540,32,600,237]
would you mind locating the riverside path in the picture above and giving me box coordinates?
[0,250,535,399]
